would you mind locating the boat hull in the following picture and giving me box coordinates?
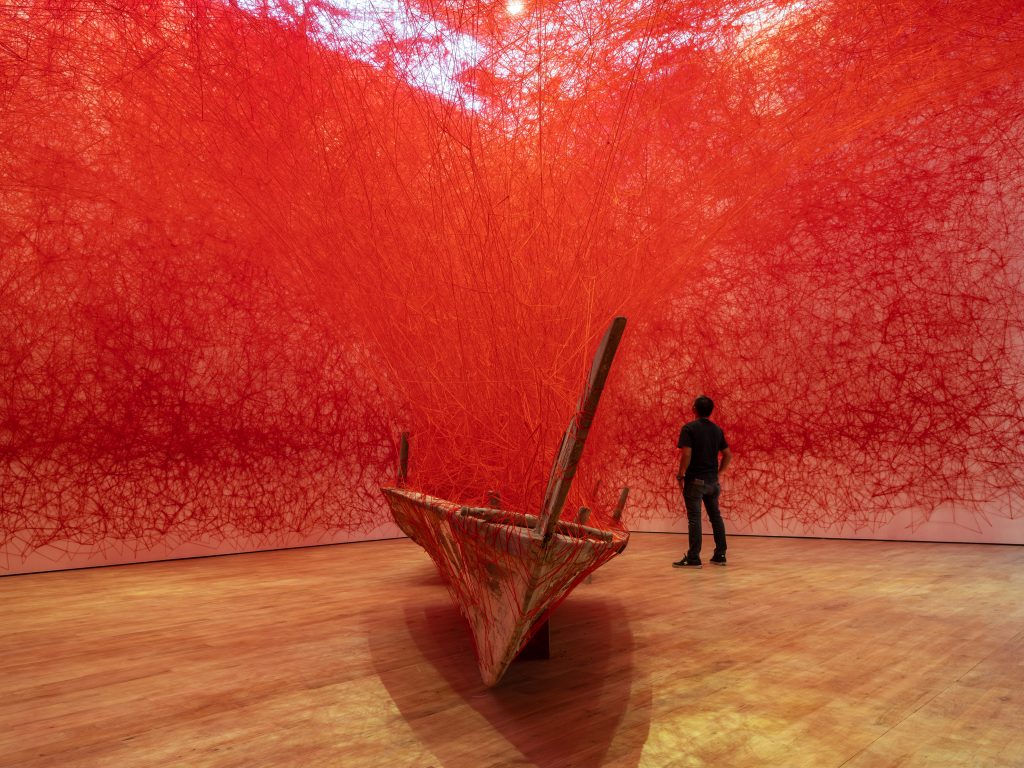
[382,487,629,686]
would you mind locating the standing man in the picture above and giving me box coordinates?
[673,395,731,569]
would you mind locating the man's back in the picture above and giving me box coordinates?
[678,418,728,480]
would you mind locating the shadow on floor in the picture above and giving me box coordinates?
[370,596,651,767]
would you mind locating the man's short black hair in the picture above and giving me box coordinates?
[693,395,714,418]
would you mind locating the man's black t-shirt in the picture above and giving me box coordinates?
[677,418,728,480]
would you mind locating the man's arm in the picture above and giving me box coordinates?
[677,446,691,483]
[719,447,732,474]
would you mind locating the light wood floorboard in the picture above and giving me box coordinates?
[2,533,1023,767]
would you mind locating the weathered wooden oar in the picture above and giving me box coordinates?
[536,316,627,541]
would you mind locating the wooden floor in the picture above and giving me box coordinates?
[3,534,1023,768]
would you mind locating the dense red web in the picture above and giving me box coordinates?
[2,0,1023,563]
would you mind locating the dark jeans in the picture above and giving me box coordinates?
[683,478,727,561]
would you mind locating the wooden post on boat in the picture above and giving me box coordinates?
[398,432,409,486]
[612,487,629,523]
[577,506,595,584]
[536,317,627,542]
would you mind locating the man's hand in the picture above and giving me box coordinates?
[719,447,732,474]
[678,446,692,479]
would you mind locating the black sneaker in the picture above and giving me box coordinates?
[710,554,727,566]
[672,557,702,569]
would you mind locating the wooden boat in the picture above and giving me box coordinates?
[381,317,630,686]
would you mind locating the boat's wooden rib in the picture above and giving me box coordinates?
[381,317,630,686]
